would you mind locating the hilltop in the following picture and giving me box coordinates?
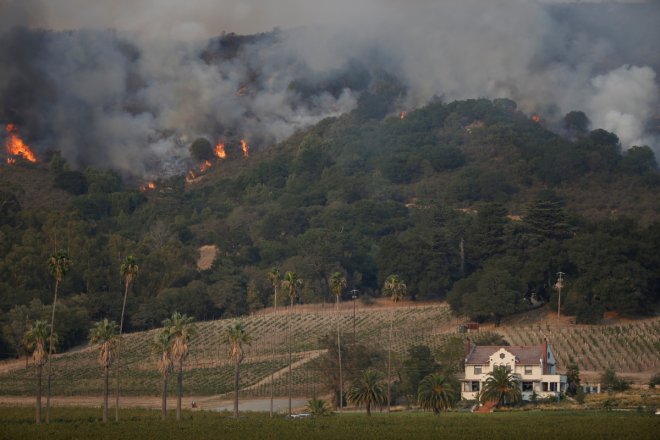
[1,96,660,361]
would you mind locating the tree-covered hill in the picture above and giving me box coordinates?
[1,97,659,359]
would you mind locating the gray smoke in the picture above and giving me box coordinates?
[1,0,658,176]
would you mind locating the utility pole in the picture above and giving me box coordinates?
[555,272,565,324]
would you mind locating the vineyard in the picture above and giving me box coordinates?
[0,302,658,400]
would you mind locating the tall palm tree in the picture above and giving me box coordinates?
[267,267,280,418]
[115,255,138,421]
[152,328,174,421]
[347,369,386,416]
[163,312,196,421]
[24,320,55,424]
[281,271,303,416]
[45,249,70,423]
[222,321,252,418]
[417,373,456,415]
[480,366,522,407]
[89,319,118,423]
[329,271,347,410]
[383,274,406,413]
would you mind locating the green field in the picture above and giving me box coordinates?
[0,407,658,440]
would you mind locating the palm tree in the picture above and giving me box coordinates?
[45,249,70,423]
[24,320,55,424]
[267,267,280,418]
[115,255,138,421]
[152,329,174,421]
[89,319,118,423]
[222,321,252,418]
[383,274,406,413]
[347,369,386,416]
[480,366,522,407]
[163,312,196,421]
[417,373,456,415]
[329,271,347,410]
[281,271,303,416]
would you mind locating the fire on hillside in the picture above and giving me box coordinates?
[5,124,38,164]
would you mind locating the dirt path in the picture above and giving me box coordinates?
[0,395,310,413]
[243,349,326,391]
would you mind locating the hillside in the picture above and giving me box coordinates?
[1,97,660,360]
[0,303,657,400]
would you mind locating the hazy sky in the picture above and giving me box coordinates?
[3,0,654,35]
[1,0,657,175]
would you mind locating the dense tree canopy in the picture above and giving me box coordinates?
[1,97,659,357]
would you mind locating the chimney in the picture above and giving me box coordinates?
[465,337,472,359]
[543,338,548,374]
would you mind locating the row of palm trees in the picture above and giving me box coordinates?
[25,310,252,423]
[27,252,514,423]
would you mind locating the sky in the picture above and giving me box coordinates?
[1,0,658,175]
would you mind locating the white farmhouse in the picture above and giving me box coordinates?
[461,338,567,401]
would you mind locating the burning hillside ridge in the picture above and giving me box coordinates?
[0,1,658,177]
[4,123,37,164]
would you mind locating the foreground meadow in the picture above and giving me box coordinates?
[0,407,658,440]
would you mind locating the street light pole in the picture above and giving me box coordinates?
[555,272,565,324]
[350,289,359,343]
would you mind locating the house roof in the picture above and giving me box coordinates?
[465,345,545,365]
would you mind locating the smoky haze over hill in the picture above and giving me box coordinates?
[1,0,658,176]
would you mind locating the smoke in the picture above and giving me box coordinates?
[1,0,659,175]
[588,65,658,148]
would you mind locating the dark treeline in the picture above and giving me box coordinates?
[1,94,659,358]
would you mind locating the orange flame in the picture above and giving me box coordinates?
[200,160,212,172]
[5,124,37,164]
[139,181,156,192]
[240,139,249,158]
[215,143,226,159]
[399,111,407,120]
[531,114,541,123]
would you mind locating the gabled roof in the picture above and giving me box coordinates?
[465,345,545,365]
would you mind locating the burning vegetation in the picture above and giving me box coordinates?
[240,139,249,158]
[5,124,37,164]
[139,181,156,192]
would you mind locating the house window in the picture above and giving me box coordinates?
[505,365,511,373]
[550,382,557,392]
[542,382,549,392]
[524,366,533,375]
[474,366,482,375]
[522,382,533,392]
[471,381,480,392]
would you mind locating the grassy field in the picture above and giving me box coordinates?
[0,407,658,440]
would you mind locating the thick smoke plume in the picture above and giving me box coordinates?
[1,0,658,176]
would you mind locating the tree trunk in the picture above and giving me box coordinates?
[46,280,58,424]
[176,360,183,421]
[36,364,42,424]
[366,402,371,416]
[387,306,393,413]
[336,295,343,411]
[115,282,129,422]
[288,296,293,416]
[103,364,109,423]
[233,360,240,418]
[269,288,277,418]
[161,374,168,421]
